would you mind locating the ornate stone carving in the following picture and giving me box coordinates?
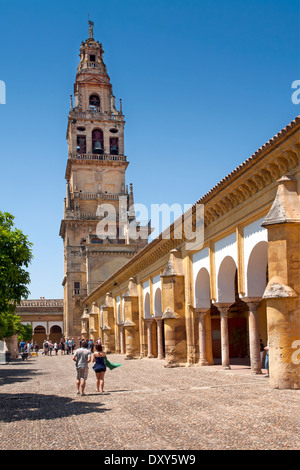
[162,306,180,319]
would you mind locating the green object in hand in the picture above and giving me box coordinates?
[104,356,121,370]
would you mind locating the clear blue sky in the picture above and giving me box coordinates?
[0,0,299,299]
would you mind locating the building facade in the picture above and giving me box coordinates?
[79,116,300,390]
[59,26,149,339]
[16,298,64,347]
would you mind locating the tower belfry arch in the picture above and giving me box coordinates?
[60,24,150,338]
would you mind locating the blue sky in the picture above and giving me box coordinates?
[0,0,299,299]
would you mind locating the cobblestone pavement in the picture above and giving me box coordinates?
[0,353,299,451]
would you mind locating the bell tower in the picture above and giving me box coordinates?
[60,23,149,339]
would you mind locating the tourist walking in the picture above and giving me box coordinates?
[88,338,94,353]
[66,338,71,355]
[43,340,49,356]
[264,341,269,377]
[60,339,65,355]
[92,344,106,393]
[73,340,91,396]
[260,338,265,367]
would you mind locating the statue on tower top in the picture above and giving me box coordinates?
[88,19,94,39]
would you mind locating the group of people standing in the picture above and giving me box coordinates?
[78,337,102,353]
[19,340,36,354]
[19,336,102,357]
[42,338,76,356]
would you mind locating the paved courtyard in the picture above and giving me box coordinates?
[0,353,299,451]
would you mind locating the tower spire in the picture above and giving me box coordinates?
[128,183,136,221]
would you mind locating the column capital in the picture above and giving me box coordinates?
[194,308,210,318]
[214,303,231,317]
[242,297,262,310]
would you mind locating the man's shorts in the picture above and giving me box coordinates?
[76,367,89,381]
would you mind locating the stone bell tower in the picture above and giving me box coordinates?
[60,23,150,338]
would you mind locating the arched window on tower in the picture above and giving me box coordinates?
[110,137,119,155]
[77,135,86,154]
[92,129,104,154]
[89,94,100,111]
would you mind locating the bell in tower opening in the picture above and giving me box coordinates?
[89,94,100,110]
[92,129,104,154]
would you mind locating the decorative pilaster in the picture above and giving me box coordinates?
[88,302,99,341]
[123,278,140,359]
[81,307,89,336]
[161,250,186,367]
[101,293,115,353]
[262,175,300,390]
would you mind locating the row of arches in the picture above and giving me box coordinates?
[77,129,119,155]
[105,237,268,367]
[144,288,162,317]
[137,240,268,365]
[31,325,63,348]
[195,241,268,306]
[116,287,163,323]
[194,241,268,365]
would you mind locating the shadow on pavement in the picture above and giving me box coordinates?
[0,364,41,386]
[0,393,110,422]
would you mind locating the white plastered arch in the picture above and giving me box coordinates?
[193,248,210,308]
[215,232,237,304]
[152,275,162,316]
[244,218,268,298]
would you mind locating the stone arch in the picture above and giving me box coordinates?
[50,325,62,345]
[89,93,101,109]
[144,292,151,318]
[154,288,162,316]
[33,325,47,349]
[195,267,210,308]
[92,128,104,154]
[246,241,268,298]
[217,256,237,304]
